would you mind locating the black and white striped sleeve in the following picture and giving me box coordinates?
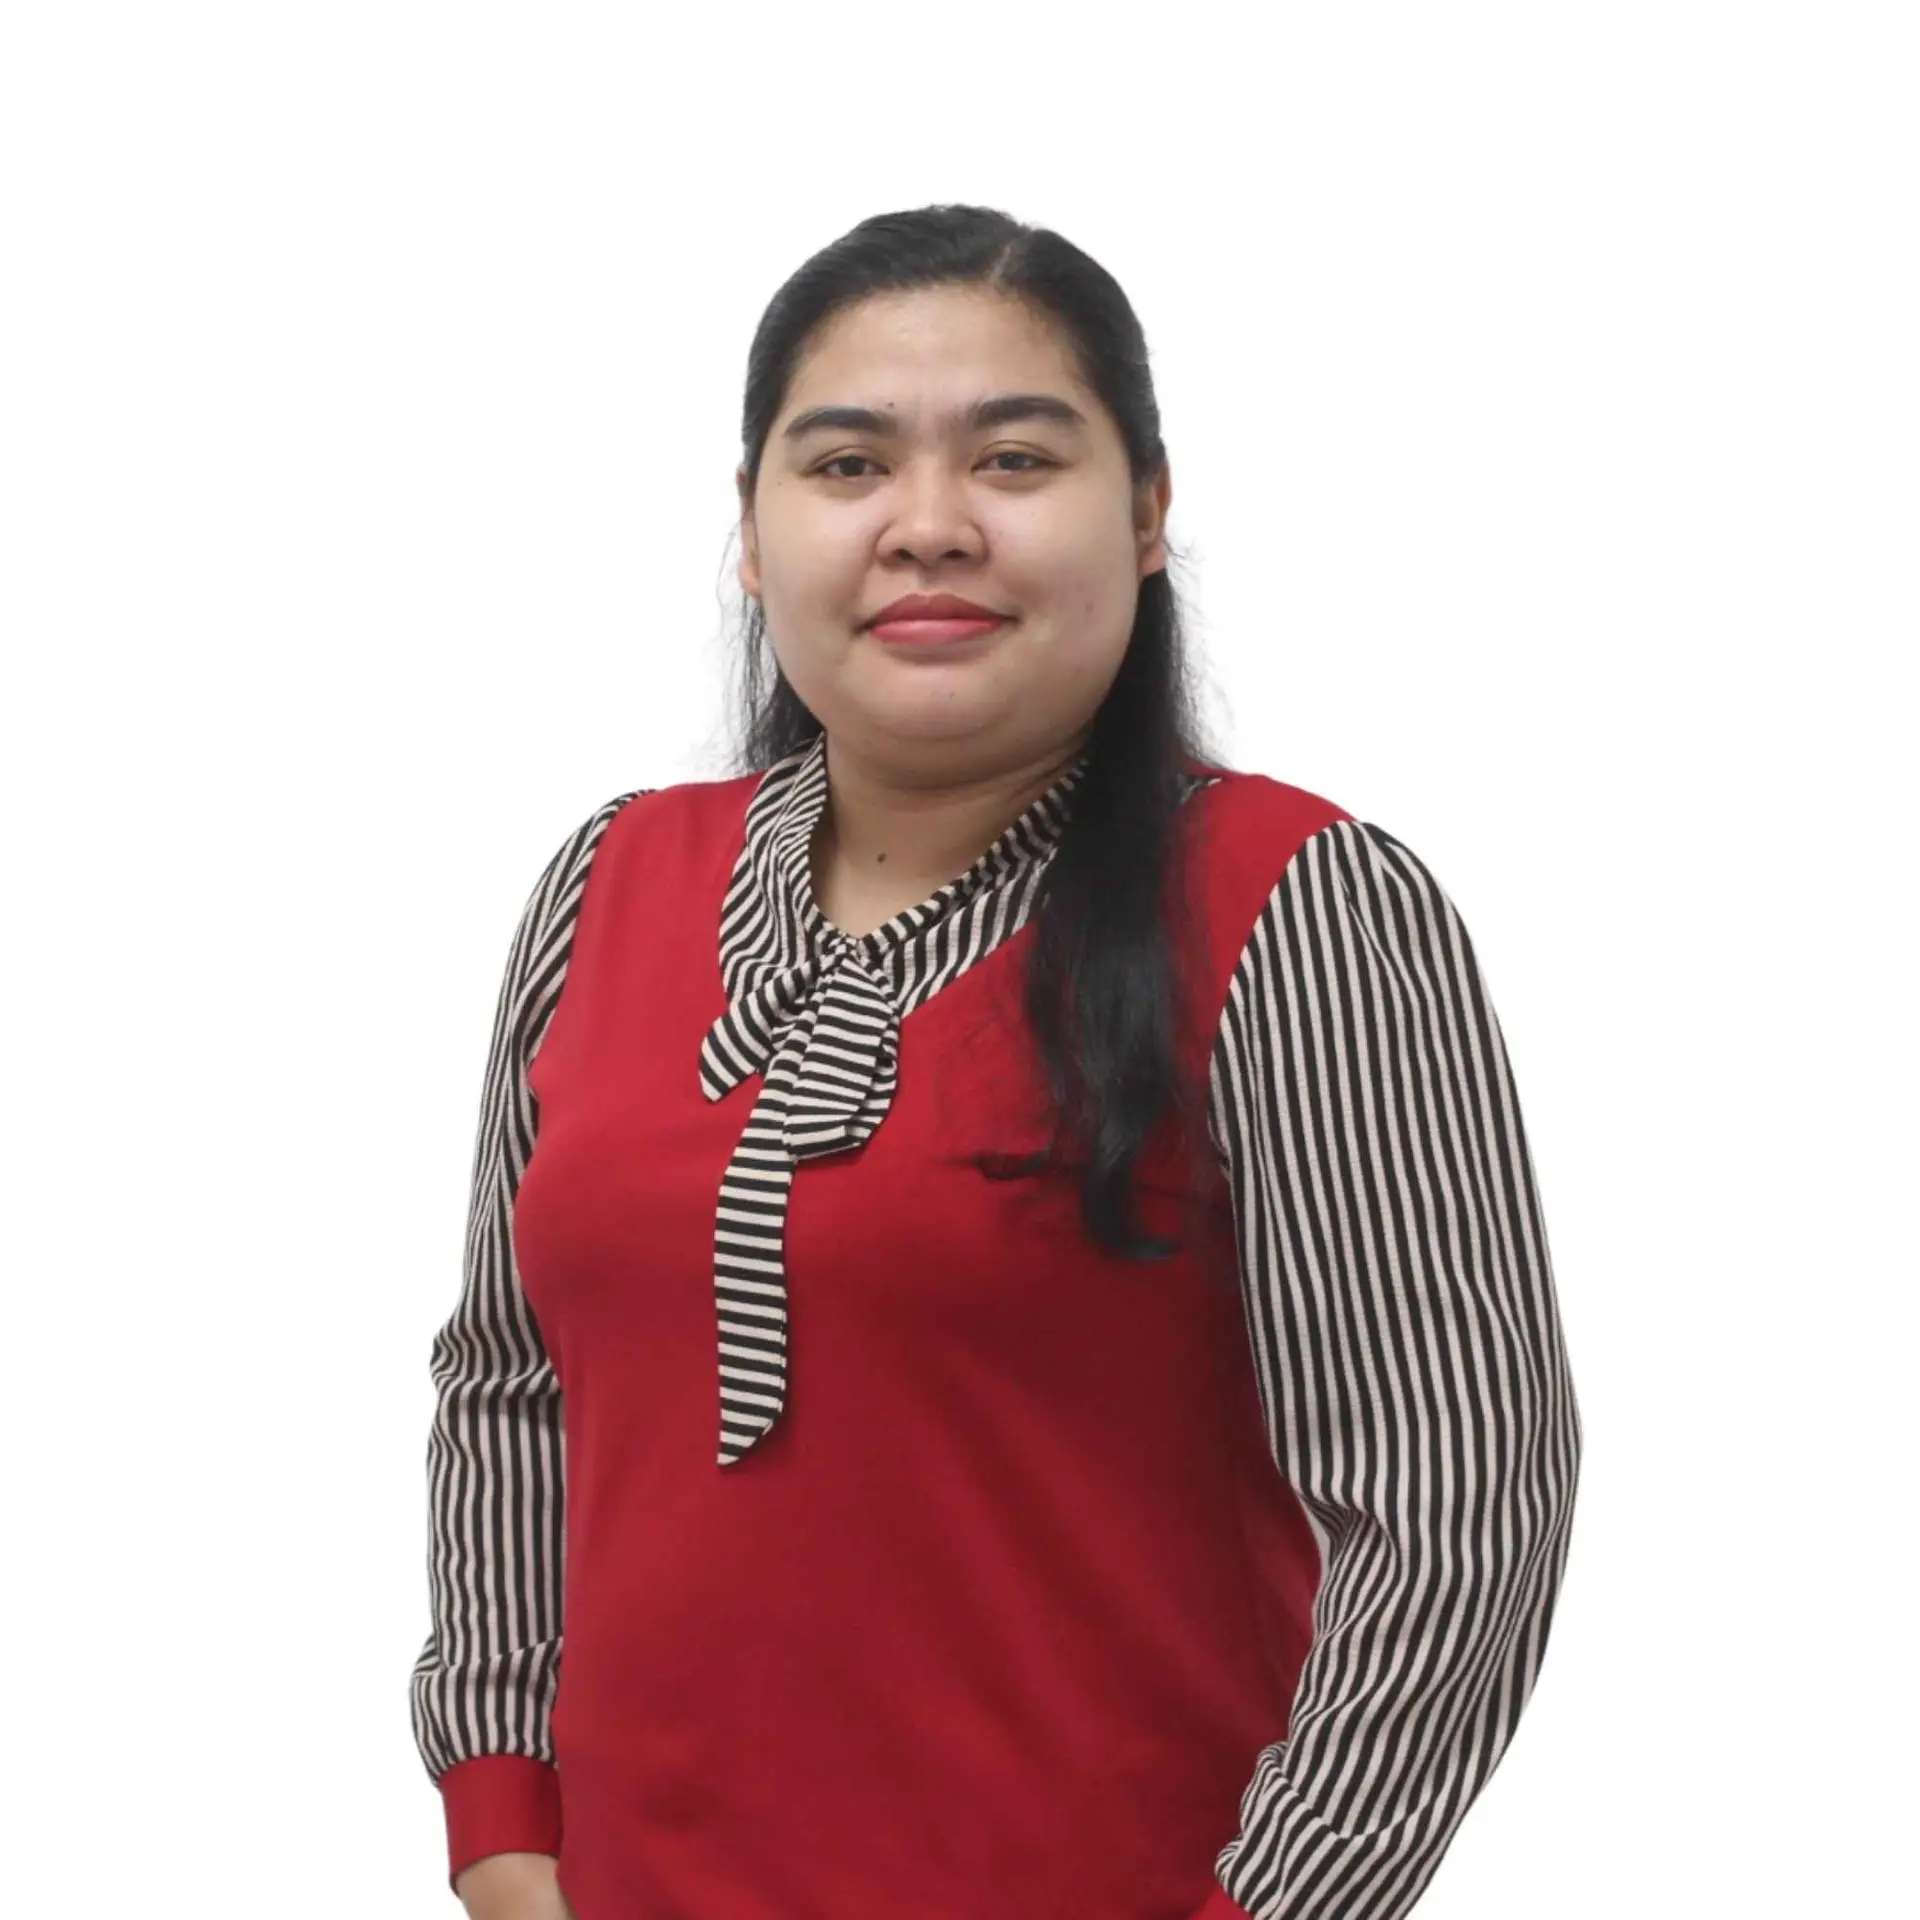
[407,796,639,1892]
[1197,818,1583,1920]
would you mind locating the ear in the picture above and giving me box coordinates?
[736,464,760,598]
[1136,462,1172,577]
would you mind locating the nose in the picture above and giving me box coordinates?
[880,459,987,563]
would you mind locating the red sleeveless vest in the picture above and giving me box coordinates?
[511,760,1351,1920]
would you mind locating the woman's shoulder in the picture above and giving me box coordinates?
[1185,763,1488,974]
[1181,757,1361,886]
[551,764,766,857]
[520,764,775,917]
[1179,760,1476,955]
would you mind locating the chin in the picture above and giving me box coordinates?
[842,695,1012,750]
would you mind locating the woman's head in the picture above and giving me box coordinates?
[724,205,1226,1261]
[727,203,1211,780]
[737,273,1169,783]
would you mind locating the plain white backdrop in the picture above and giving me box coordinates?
[4,3,1913,1913]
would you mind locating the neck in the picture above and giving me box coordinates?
[812,731,1088,898]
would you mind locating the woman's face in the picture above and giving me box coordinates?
[738,285,1170,776]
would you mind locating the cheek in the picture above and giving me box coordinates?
[757,491,867,595]
[1015,512,1140,620]
[1029,560,1140,672]
[765,629,850,721]
[754,541,864,676]
[765,547,858,616]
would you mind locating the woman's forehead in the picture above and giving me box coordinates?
[790,289,1078,396]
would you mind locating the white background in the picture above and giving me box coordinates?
[4,3,1914,1913]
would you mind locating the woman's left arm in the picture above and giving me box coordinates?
[1190,818,1584,1920]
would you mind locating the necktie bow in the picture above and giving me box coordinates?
[698,933,901,1162]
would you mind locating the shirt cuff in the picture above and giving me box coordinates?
[438,1754,563,1890]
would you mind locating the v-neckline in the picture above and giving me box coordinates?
[768,733,1092,965]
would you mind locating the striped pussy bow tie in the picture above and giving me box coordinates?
[695,734,1086,1468]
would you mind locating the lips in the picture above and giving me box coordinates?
[864,592,1011,646]
[870,614,1008,645]
[865,592,1008,626]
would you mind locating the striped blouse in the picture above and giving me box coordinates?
[410,732,1583,1918]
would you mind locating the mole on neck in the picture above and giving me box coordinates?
[805,731,1084,938]
[808,812,948,938]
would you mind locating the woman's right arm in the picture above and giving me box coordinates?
[408,798,641,1908]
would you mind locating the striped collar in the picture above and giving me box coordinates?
[742,729,1091,971]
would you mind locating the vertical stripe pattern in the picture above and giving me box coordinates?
[1205,818,1582,1919]
[409,790,649,1781]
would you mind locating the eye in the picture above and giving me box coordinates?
[811,450,1057,480]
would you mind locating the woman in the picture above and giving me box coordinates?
[410,203,1583,1920]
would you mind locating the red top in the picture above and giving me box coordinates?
[414,738,1583,1920]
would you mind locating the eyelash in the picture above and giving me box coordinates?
[811,450,1055,480]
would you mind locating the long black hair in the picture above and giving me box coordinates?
[723,203,1230,1260]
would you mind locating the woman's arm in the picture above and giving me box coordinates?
[408,796,642,1897]
[1193,818,1584,1919]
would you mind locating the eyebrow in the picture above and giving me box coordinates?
[780,392,1090,443]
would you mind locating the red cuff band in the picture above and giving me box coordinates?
[438,1754,563,1889]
